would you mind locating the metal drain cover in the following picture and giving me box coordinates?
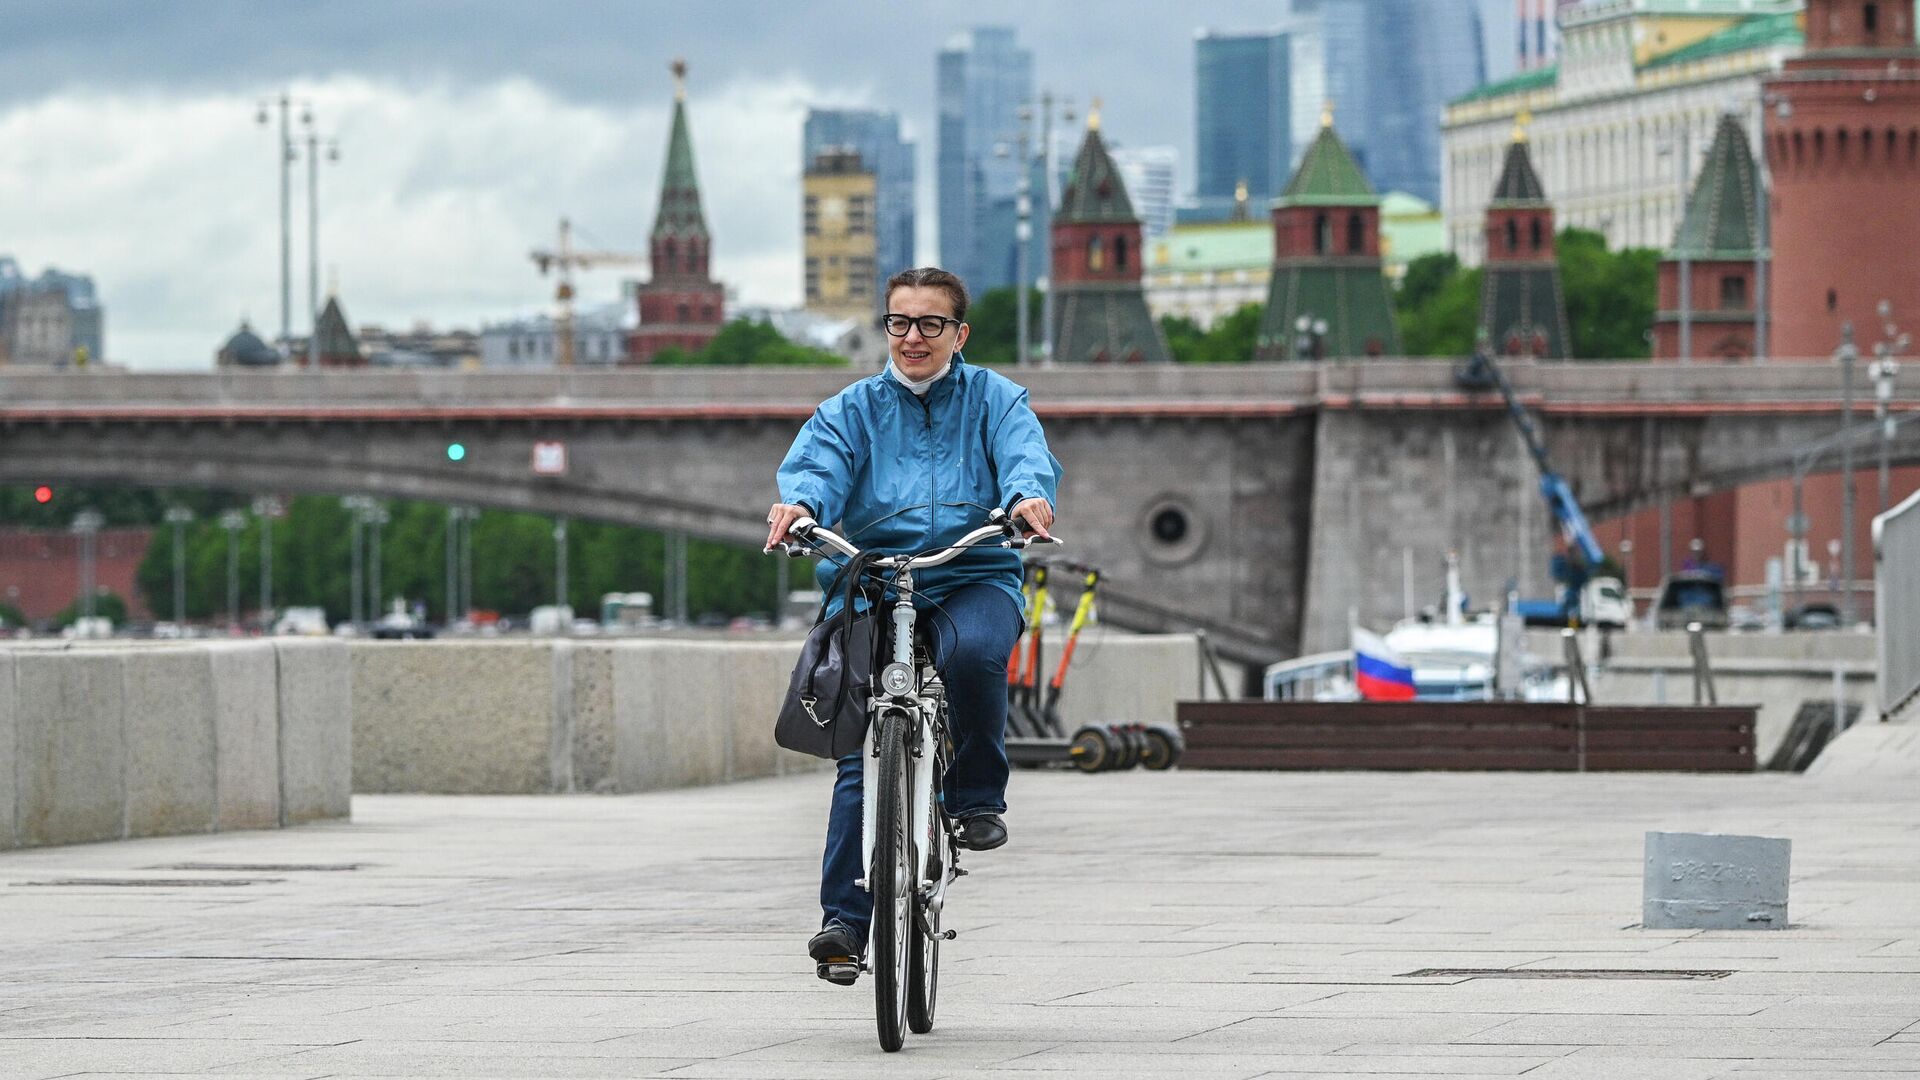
[1400,968,1733,981]
[15,878,281,888]
[151,862,367,872]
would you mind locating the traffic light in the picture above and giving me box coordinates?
[33,485,53,504]
[446,442,467,462]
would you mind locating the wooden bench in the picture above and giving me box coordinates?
[1177,701,1755,772]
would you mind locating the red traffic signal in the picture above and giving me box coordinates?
[33,485,53,504]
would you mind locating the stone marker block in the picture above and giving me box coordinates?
[276,638,352,824]
[121,648,217,837]
[1643,830,1790,930]
[207,641,282,829]
[15,651,126,846]
[0,651,17,850]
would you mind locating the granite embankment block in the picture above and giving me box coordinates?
[611,641,732,792]
[14,650,126,846]
[275,638,352,824]
[208,641,281,830]
[120,648,217,838]
[350,640,551,794]
[0,651,16,850]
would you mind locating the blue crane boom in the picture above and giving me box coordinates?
[1457,348,1608,621]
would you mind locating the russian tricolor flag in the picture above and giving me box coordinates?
[1352,628,1417,701]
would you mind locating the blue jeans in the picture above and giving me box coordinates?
[819,582,1023,944]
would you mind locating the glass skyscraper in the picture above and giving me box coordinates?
[1194,31,1293,207]
[1290,0,1486,205]
[803,109,916,301]
[936,27,1034,294]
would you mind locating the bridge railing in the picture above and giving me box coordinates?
[1876,490,1920,721]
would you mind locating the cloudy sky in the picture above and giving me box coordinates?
[1,1,1502,369]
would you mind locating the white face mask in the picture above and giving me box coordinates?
[888,359,952,396]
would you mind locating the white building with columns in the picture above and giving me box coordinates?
[1442,0,1802,265]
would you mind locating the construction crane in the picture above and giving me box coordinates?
[529,217,644,367]
[1457,345,1629,629]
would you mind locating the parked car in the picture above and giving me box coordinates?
[1785,601,1841,631]
[1654,571,1728,630]
[273,606,330,636]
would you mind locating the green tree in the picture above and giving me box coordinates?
[1557,227,1658,359]
[1397,265,1484,357]
[0,601,27,629]
[1160,302,1263,364]
[655,317,849,366]
[52,590,128,628]
[959,287,1043,366]
[1390,230,1657,359]
[1397,252,1461,314]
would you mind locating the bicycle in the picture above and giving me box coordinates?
[775,507,1059,1052]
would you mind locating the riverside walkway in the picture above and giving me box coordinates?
[4,746,1919,1078]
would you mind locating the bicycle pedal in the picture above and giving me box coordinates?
[816,959,860,986]
[941,929,957,940]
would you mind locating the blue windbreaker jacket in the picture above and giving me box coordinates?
[777,356,1063,619]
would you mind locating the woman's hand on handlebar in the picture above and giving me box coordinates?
[1009,497,1054,541]
[764,503,811,551]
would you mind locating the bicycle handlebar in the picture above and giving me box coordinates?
[770,507,1062,569]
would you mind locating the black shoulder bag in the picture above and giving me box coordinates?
[775,550,886,759]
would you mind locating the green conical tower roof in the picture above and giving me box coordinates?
[1491,138,1547,204]
[1056,115,1138,225]
[1672,114,1762,259]
[1278,118,1378,207]
[651,61,710,240]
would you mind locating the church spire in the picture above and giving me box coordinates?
[652,59,709,243]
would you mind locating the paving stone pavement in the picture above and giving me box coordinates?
[4,765,1920,1078]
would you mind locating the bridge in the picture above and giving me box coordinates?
[5,361,1917,660]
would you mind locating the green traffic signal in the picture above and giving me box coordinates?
[446,443,467,462]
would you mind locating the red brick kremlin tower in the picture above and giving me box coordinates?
[1653,113,1764,361]
[1477,118,1571,359]
[1763,0,1920,358]
[1049,104,1172,364]
[629,60,725,364]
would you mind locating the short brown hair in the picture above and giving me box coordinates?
[884,267,970,322]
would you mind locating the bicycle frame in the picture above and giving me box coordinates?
[859,568,941,907]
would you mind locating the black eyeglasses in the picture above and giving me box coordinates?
[882,313,961,338]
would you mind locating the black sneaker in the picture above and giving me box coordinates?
[957,813,1008,851]
[808,922,864,985]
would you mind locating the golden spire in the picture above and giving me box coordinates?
[1321,100,1335,128]
[1512,108,1532,144]
[1087,96,1102,132]
[671,58,688,102]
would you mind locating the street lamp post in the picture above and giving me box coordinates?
[554,517,570,615]
[998,121,1033,367]
[1029,91,1074,366]
[342,496,366,626]
[1658,128,1694,363]
[304,122,340,367]
[366,504,389,620]
[1838,324,1858,626]
[1294,315,1328,362]
[1870,299,1908,517]
[461,507,476,620]
[164,506,193,625]
[71,510,104,622]
[220,509,247,630]
[252,495,282,623]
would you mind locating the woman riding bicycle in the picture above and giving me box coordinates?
[765,266,1062,978]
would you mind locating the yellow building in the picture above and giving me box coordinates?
[802,149,878,320]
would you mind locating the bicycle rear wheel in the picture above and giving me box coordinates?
[870,711,912,1052]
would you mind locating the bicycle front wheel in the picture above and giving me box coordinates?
[907,765,944,1033]
[869,711,912,1052]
